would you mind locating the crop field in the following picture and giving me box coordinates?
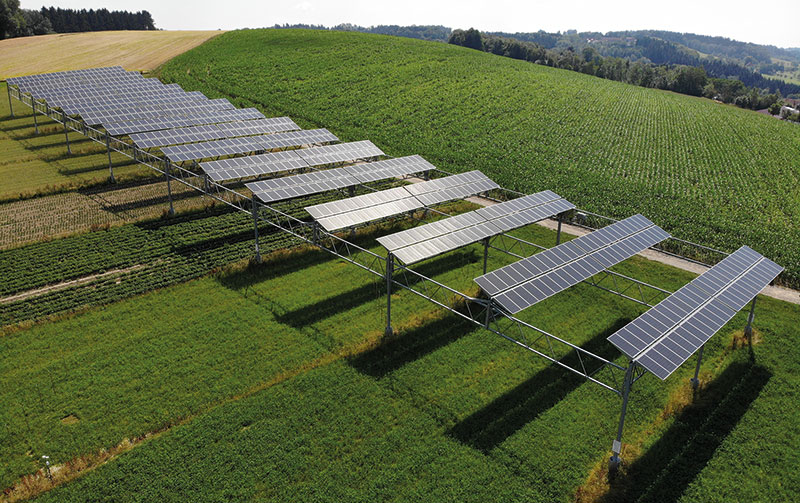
[0,31,223,79]
[2,220,799,501]
[2,29,800,503]
[160,29,800,286]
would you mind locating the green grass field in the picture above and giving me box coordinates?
[1,221,798,501]
[159,29,800,286]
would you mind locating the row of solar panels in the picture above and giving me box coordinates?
[9,67,272,138]
[372,206,780,381]
[12,68,783,386]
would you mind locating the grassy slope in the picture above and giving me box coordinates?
[1,221,797,502]
[160,29,800,285]
[0,31,223,79]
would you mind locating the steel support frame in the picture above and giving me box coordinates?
[7,84,745,476]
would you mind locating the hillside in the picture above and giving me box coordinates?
[0,30,223,79]
[160,29,800,285]
[1,30,799,503]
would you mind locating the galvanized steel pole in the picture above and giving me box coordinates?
[252,195,262,264]
[745,297,757,337]
[105,132,115,183]
[165,159,175,216]
[385,253,394,337]
[691,344,704,389]
[609,362,635,474]
[62,112,71,155]
[7,85,13,118]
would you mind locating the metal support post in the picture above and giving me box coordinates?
[32,102,39,134]
[484,299,493,328]
[312,221,320,246]
[385,253,394,337]
[105,132,115,183]
[165,159,175,216]
[7,85,13,118]
[252,196,262,263]
[744,296,757,338]
[690,344,705,390]
[483,237,490,275]
[62,112,71,155]
[556,213,563,245]
[609,362,635,474]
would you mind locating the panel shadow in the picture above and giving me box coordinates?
[606,360,771,503]
[447,317,629,452]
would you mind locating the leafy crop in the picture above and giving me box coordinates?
[161,29,800,285]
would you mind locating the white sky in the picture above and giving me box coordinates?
[21,0,800,48]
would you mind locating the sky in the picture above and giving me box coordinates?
[21,0,800,48]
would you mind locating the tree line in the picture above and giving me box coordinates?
[0,1,155,39]
[449,29,788,112]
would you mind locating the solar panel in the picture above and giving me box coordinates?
[255,129,339,150]
[62,96,223,116]
[162,136,266,162]
[246,167,358,203]
[294,140,384,166]
[303,171,501,232]
[104,109,267,136]
[160,129,337,162]
[344,155,436,183]
[475,214,669,313]
[407,171,499,206]
[607,246,782,380]
[313,189,422,232]
[81,104,239,126]
[130,117,300,148]
[201,151,309,182]
[377,191,575,265]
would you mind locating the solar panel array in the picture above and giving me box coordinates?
[607,246,782,380]
[161,129,338,162]
[7,67,272,137]
[474,214,670,313]
[104,109,268,136]
[130,118,300,149]
[302,171,500,231]
[242,154,430,195]
[200,140,390,182]
[376,191,575,264]
[248,167,357,202]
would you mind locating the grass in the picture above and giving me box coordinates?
[0,31,223,79]
[1,219,798,501]
[159,29,800,286]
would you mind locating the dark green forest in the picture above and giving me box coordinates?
[0,1,155,39]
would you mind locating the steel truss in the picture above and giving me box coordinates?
[7,83,753,473]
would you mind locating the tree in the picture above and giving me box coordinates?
[768,101,782,115]
[0,0,21,39]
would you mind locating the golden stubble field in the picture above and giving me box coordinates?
[0,30,224,78]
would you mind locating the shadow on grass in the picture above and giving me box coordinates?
[92,187,203,215]
[349,314,478,378]
[55,158,136,174]
[273,251,474,329]
[447,317,630,452]
[606,360,771,503]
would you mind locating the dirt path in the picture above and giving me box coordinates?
[0,264,145,304]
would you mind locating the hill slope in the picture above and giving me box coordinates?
[0,30,222,78]
[161,29,800,284]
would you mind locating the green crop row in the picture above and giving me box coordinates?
[160,29,800,286]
